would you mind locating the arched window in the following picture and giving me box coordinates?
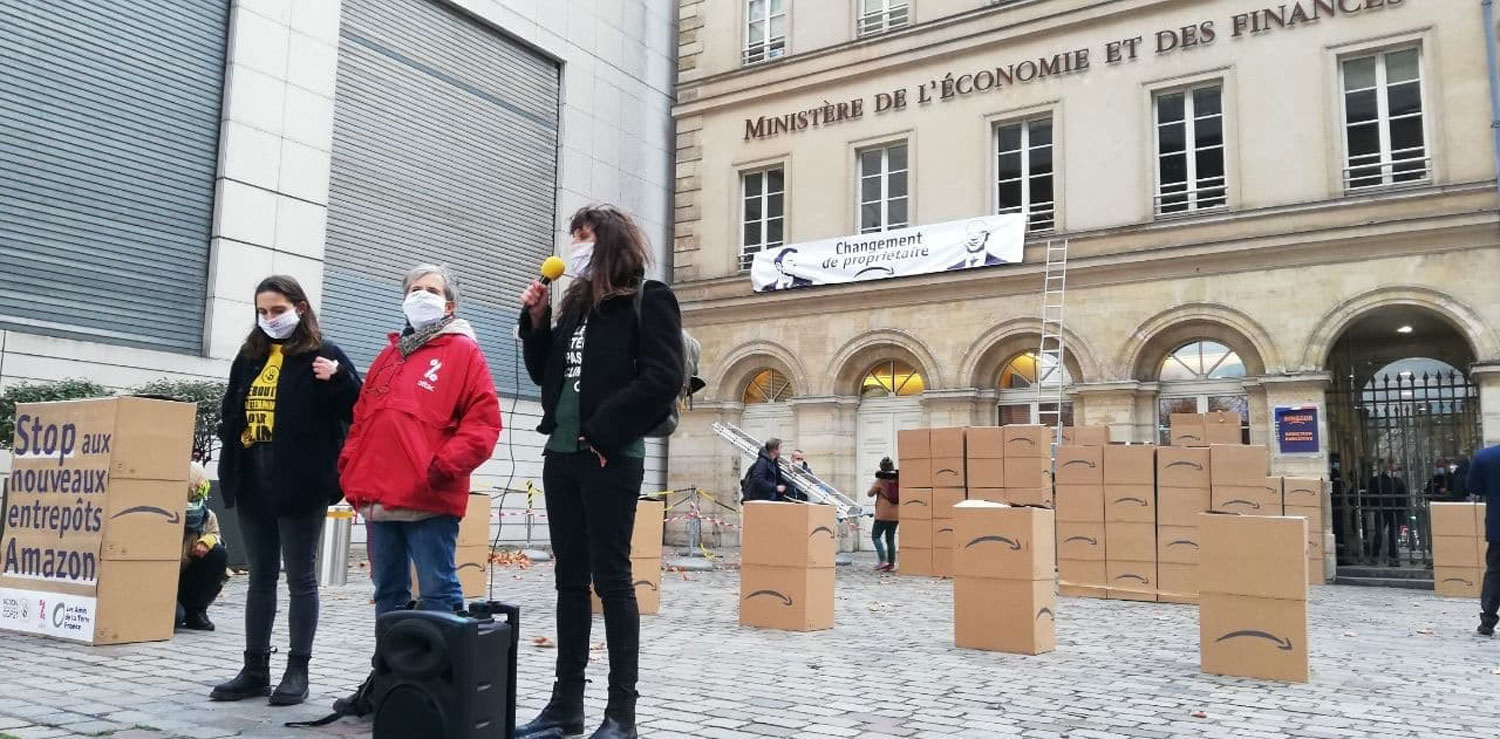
[995,351,1074,425]
[861,359,925,398]
[998,351,1073,389]
[1159,340,1246,382]
[743,369,794,404]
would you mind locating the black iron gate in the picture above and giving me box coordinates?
[1327,367,1482,568]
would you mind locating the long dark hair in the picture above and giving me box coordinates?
[239,275,324,359]
[560,205,651,318]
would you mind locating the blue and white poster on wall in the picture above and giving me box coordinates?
[1274,405,1321,455]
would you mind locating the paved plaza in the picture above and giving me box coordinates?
[1,554,1497,739]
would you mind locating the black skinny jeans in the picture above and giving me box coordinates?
[543,451,643,709]
[237,445,325,657]
[177,544,228,613]
[1482,540,1500,625]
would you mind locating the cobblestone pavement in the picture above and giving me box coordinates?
[1,553,1498,738]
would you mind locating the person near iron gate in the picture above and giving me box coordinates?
[1363,458,1408,567]
[1330,454,1349,564]
[1468,443,1500,636]
[211,275,362,706]
[743,438,789,502]
[339,264,502,617]
[517,205,684,739]
[176,462,227,632]
[866,457,900,571]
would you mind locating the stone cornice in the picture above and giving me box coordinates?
[1069,381,1146,395]
[1470,362,1500,377]
[1257,372,1333,387]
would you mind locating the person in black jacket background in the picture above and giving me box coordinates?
[516,205,684,739]
[743,439,788,502]
[210,275,361,707]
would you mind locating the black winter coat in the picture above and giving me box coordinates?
[218,342,362,516]
[519,281,684,456]
[743,450,785,502]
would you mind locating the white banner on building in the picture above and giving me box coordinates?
[0,587,96,642]
[751,214,1025,292]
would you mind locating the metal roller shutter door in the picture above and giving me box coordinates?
[0,0,228,352]
[322,0,560,398]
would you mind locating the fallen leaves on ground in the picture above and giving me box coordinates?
[1416,627,1435,636]
[532,636,555,649]
[490,550,533,569]
[1191,711,1208,719]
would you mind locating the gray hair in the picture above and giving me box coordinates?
[403,264,459,303]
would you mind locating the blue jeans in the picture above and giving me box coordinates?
[369,516,464,615]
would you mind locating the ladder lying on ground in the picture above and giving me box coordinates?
[1036,239,1071,454]
[711,421,867,520]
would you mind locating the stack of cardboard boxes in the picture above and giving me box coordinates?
[1002,426,1053,507]
[1103,445,1157,602]
[1056,444,1106,597]
[1171,411,1243,447]
[740,501,836,631]
[965,427,1006,504]
[897,429,934,576]
[953,501,1056,655]
[1209,445,1279,516]
[930,428,968,577]
[1199,513,1310,683]
[1282,478,1329,586]
[1431,501,1488,597]
[592,497,665,614]
[1156,447,1210,604]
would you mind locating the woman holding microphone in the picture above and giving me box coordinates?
[516,205,684,739]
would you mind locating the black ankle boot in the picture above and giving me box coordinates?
[269,653,311,706]
[589,694,636,739]
[210,650,271,701]
[516,683,585,739]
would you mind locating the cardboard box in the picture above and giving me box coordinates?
[1200,593,1308,683]
[933,488,967,517]
[930,428,967,459]
[953,502,1055,580]
[933,547,954,577]
[1157,526,1201,564]
[1171,413,1207,447]
[1105,522,1156,561]
[954,577,1056,655]
[966,458,1006,489]
[458,494,492,549]
[1106,561,1157,601]
[1055,484,1105,523]
[1284,505,1324,557]
[741,502,837,569]
[740,565,834,631]
[1060,584,1108,599]
[898,428,931,459]
[1105,484,1156,523]
[1211,478,1283,516]
[968,488,1006,503]
[1005,487,1054,508]
[902,520,933,550]
[1103,445,1155,484]
[1056,446,1103,484]
[1430,502,1481,537]
[1158,562,1200,598]
[630,498,666,560]
[1062,426,1110,446]
[1204,411,1243,446]
[1433,535,1484,568]
[1059,558,1107,587]
[1199,514,1308,600]
[96,479,197,560]
[1209,445,1270,486]
[1434,566,1483,598]
[899,547,933,576]
[87,560,182,645]
[901,489,934,521]
[965,427,1004,459]
[933,520,955,550]
[1281,478,1326,509]
[1003,425,1050,458]
[1004,455,1051,489]
[1156,447,1210,488]
[412,545,491,601]
[1157,487,1212,527]
[1159,592,1200,605]
[1057,522,1106,561]
[592,558,663,615]
[932,458,966,488]
[903,458,933,488]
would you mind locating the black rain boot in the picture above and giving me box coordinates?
[589,690,637,739]
[269,653,311,706]
[210,650,271,701]
[516,682,586,739]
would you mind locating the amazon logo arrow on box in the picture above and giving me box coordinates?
[1216,630,1294,651]
[110,506,181,525]
[964,535,1021,551]
[744,589,793,606]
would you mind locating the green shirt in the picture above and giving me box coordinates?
[546,319,645,458]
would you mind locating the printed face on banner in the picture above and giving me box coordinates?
[750,214,1025,292]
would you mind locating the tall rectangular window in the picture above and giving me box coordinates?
[995,117,1055,232]
[1154,84,1226,216]
[744,0,788,65]
[740,167,785,271]
[857,142,909,233]
[1342,47,1428,191]
[858,0,910,37]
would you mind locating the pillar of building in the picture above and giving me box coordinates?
[1474,362,1500,448]
[1258,373,1332,479]
[1072,381,1148,443]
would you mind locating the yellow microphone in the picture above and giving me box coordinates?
[539,256,566,285]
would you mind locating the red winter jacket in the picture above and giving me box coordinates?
[339,320,502,518]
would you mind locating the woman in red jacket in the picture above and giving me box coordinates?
[338,265,502,615]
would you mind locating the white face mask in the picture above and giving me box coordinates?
[403,290,448,330]
[258,310,300,340]
[568,241,595,279]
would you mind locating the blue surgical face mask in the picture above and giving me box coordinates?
[568,241,595,278]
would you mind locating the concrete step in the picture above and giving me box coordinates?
[1335,575,1434,590]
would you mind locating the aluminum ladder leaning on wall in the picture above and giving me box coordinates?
[711,421,866,520]
[1035,239,1071,458]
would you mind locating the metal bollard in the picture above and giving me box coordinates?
[318,504,354,587]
